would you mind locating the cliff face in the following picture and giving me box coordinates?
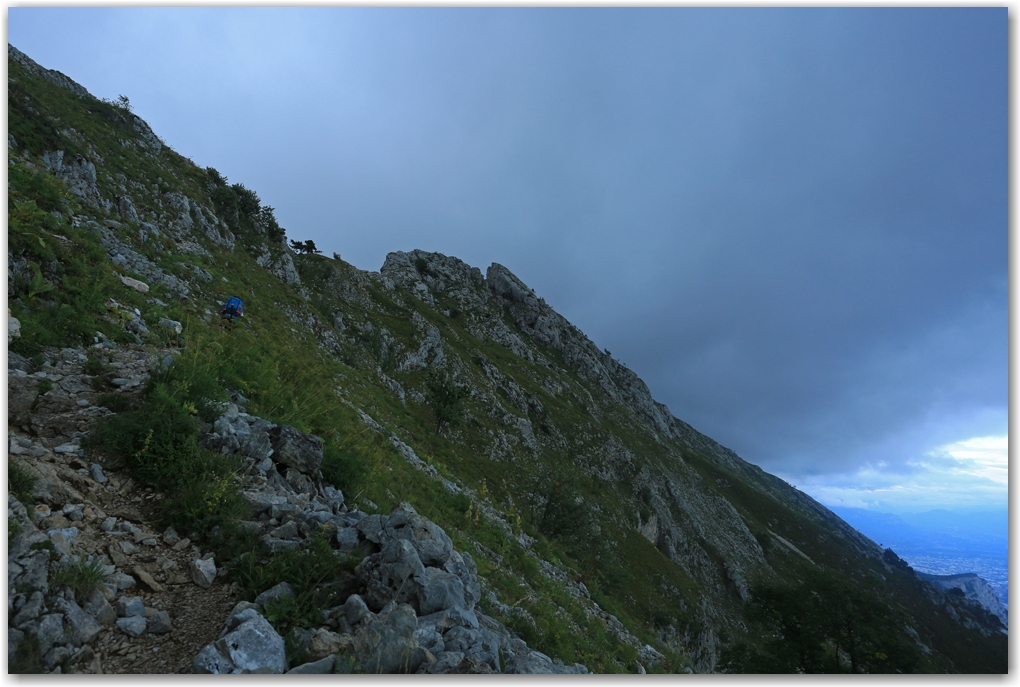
[917,573,1008,630]
[7,44,1007,674]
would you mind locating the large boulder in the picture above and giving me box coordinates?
[418,567,466,616]
[192,611,287,674]
[351,603,422,674]
[268,425,323,476]
[384,503,453,567]
[443,550,480,609]
[53,597,101,647]
[357,539,426,612]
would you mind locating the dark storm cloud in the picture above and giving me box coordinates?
[8,8,1006,493]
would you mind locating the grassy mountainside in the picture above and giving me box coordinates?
[7,44,1007,673]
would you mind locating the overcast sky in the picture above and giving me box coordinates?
[8,8,1007,513]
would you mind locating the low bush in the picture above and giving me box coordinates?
[424,368,470,434]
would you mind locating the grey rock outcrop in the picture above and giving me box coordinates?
[256,242,301,285]
[193,611,287,674]
[41,150,109,212]
[350,603,421,674]
[267,424,323,476]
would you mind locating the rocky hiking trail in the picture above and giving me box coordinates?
[7,342,592,673]
[8,342,240,673]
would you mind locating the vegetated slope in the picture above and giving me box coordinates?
[7,44,1007,673]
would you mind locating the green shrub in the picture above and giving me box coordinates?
[523,464,594,547]
[424,368,470,434]
[8,166,67,213]
[161,473,247,536]
[233,183,260,216]
[30,540,56,554]
[87,348,244,541]
[95,392,132,413]
[8,214,121,355]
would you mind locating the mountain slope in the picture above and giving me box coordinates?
[7,44,1007,673]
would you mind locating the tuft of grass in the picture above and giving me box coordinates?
[320,444,370,497]
[8,461,37,505]
[51,558,110,603]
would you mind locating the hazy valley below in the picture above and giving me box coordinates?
[831,507,1008,609]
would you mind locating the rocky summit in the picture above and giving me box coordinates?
[7,44,1008,674]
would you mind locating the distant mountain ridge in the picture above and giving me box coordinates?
[830,507,1007,557]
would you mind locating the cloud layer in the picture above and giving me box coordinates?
[8,8,1007,509]
[796,435,1008,513]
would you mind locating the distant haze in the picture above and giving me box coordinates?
[8,8,1007,513]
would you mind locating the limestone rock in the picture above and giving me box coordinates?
[342,594,372,628]
[357,539,426,612]
[504,652,589,674]
[36,614,66,655]
[193,612,287,674]
[13,591,45,627]
[132,566,164,593]
[81,589,117,626]
[383,503,453,568]
[54,597,102,646]
[351,603,420,674]
[190,557,216,589]
[119,275,150,293]
[116,615,147,637]
[253,581,296,607]
[149,610,173,634]
[9,310,21,344]
[256,243,302,285]
[418,567,466,616]
[115,595,145,618]
[159,318,183,334]
[306,628,348,661]
[287,655,337,674]
[268,424,323,476]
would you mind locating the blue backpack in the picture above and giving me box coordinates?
[221,296,244,320]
